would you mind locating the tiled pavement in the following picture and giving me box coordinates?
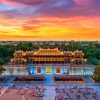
[0,85,100,100]
[43,86,56,100]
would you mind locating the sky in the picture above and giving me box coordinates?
[0,0,100,41]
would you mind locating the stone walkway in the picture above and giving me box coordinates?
[0,85,100,100]
[43,86,56,100]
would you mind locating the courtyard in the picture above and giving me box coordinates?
[0,85,100,100]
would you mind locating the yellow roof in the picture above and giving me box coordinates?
[34,48,63,56]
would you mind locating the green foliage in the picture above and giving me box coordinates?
[16,42,39,51]
[0,45,15,65]
[95,42,100,49]
[95,50,100,59]
[0,41,100,65]
[93,65,100,81]
[87,57,98,65]
[0,58,5,65]
[0,66,5,74]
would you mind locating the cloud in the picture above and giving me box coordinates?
[0,0,100,19]
[0,35,42,40]
[0,16,100,41]
[0,0,43,6]
[33,0,100,17]
[0,0,100,41]
[0,6,39,18]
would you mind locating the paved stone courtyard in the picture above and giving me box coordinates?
[0,74,100,100]
[0,85,100,100]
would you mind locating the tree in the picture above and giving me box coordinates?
[0,58,5,65]
[95,42,100,49]
[0,66,5,75]
[87,57,98,65]
[67,41,83,51]
[95,50,100,59]
[93,65,100,81]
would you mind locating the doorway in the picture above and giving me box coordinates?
[37,67,41,73]
[56,67,60,73]
[46,66,52,73]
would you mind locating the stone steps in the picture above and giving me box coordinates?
[45,74,54,85]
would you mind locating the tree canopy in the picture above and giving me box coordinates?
[0,41,100,65]
[93,65,100,81]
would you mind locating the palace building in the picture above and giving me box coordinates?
[11,48,85,64]
[3,48,95,76]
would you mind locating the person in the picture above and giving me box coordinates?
[36,86,38,89]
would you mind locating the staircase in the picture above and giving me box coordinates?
[84,76,93,83]
[45,74,54,85]
[5,76,16,84]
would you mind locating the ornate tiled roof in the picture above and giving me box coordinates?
[33,48,63,55]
